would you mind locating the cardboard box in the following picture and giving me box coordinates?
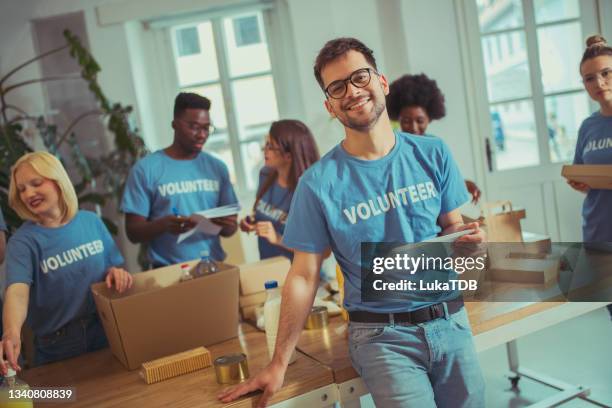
[240,304,260,322]
[464,201,526,242]
[521,231,552,254]
[239,291,267,308]
[562,164,612,190]
[488,255,560,284]
[91,261,239,370]
[239,256,290,295]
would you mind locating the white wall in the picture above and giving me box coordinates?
[3,0,605,264]
[398,0,478,181]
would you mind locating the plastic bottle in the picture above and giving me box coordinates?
[0,367,33,408]
[179,263,193,282]
[194,250,218,277]
[263,281,296,364]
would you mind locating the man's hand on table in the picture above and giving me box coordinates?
[217,360,287,407]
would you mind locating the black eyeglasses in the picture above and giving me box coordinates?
[324,68,379,99]
[178,119,215,135]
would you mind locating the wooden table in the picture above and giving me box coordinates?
[22,323,336,408]
[296,300,610,407]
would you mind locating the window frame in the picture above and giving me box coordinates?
[166,9,280,194]
[460,0,600,174]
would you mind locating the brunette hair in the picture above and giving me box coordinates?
[254,120,319,209]
[580,35,612,72]
[314,37,377,90]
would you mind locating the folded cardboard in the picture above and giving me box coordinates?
[239,291,268,308]
[489,256,560,284]
[91,261,239,370]
[562,164,612,190]
[239,256,291,295]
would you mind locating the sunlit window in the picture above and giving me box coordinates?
[170,11,278,192]
[475,0,590,170]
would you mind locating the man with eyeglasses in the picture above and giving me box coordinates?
[219,38,484,407]
[121,92,238,267]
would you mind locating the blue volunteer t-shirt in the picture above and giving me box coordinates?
[283,131,469,313]
[121,150,238,265]
[255,168,293,260]
[573,112,612,242]
[5,210,124,336]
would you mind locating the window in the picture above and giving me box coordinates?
[176,27,201,56]
[170,11,278,192]
[233,15,261,47]
[473,0,592,171]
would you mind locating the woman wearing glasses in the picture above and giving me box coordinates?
[568,36,612,317]
[240,120,320,260]
[387,74,481,204]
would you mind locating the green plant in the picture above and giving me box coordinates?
[0,29,147,235]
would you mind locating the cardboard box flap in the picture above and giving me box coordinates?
[92,290,128,367]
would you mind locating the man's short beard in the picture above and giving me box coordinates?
[338,101,386,132]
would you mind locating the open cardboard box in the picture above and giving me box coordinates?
[239,256,290,295]
[562,164,612,190]
[91,261,239,370]
[488,254,560,285]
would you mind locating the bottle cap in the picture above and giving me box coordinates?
[181,263,190,269]
[264,280,278,290]
[6,367,16,377]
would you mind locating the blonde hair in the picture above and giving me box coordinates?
[9,151,78,224]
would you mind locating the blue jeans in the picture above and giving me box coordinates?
[348,307,485,408]
[34,314,108,366]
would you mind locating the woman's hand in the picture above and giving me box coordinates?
[105,267,134,294]
[567,180,590,194]
[240,216,256,233]
[465,180,482,204]
[255,221,281,245]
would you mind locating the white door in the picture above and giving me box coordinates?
[458,0,600,241]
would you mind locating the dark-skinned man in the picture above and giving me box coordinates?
[122,93,238,267]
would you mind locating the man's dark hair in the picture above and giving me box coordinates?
[314,37,377,90]
[386,74,446,121]
[173,92,211,118]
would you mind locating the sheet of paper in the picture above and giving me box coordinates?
[423,229,475,243]
[176,203,241,244]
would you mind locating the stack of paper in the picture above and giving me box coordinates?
[177,203,241,243]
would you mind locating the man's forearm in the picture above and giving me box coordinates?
[219,223,238,237]
[270,270,319,367]
[126,219,165,243]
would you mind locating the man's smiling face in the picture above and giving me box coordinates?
[321,50,390,132]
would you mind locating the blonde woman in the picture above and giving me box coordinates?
[1,152,132,372]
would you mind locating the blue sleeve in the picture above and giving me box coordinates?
[5,237,35,286]
[438,141,470,214]
[97,218,125,269]
[217,163,239,207]
[121,163,152,217]
[0,208,6,231]
[573,122,586,164]
[282,179,330,253]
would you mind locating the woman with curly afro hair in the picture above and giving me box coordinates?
[387,73,481,203]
